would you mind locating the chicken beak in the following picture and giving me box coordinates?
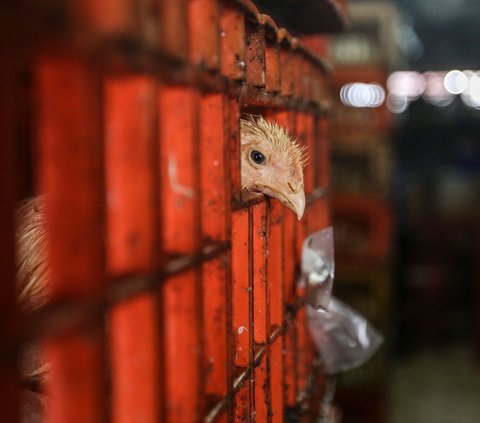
[261,185,306,220]
[283,189,306,220]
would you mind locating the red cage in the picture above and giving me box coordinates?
[0,1,345,422]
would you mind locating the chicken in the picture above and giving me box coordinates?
[240,115,306,219]
[15,115,306,420]
[16,197,49,313]
[15,198,49,423]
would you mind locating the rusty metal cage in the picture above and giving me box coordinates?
[0,1,342,421]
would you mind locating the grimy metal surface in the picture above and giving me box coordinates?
[0,0,339,422]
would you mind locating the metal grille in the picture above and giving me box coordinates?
[1,1,333,421]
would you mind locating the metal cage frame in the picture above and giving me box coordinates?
[0,1,336,421]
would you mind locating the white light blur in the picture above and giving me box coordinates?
[386,69,480,112]
[424,95,455,107]
[386,93,409,114]
[423,72,448,98]
[460,71,480,109]
[339,82,385,108]
[387,71,425,99]
[443,70,468,94]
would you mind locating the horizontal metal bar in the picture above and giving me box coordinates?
[232,187,328,213]
[0,241,230,355]
[239,84,329,113]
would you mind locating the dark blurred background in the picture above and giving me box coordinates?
[325,0,480,422]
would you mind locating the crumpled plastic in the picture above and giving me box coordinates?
[300,226,334,310]
[307,297,384,375]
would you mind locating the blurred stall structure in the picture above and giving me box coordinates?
[0,1,350,422]
[330,0,480,422]
[327,2,402,422]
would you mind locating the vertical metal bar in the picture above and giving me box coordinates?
[295,307,307,396]
[302,60,313,101]
[268,200,284,423]
[220,5,246,80]
[232,208,252,417]
[293,53,303,99]
[0,42,20,423]
[159,86,202,421]
[268,201,284,329]
[234,384,251,421]
[158,0,189,60]
[253,201,268,345]
[245,23,266,87]
[71,0,138,36]
[270,341,284,423]
[223,98,237,422]
[254,356,269,422]
[283,209,297,304]
[162,271,201,421]
[228,99,242,200]
[159,86,200,255]
[138,0,160,47]
[105,76,157,274]
[284,325,298,408]
[200,94,228,401]
[104,76,160,423]
[265,41,281,93]
[189,0,220,69]
[248,205,255,421]
[36,54,106,423]
[111,296,160,423]
[231,209,250,368]
[252,201,269,421]
[280,47,294,96]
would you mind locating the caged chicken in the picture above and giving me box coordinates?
[16,114,306,419]
[240,115,306,220]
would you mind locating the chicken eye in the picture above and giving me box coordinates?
[250,150,266,165]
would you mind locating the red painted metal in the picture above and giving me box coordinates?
[1,1,335,422]
[158,0,189,59]
[104,76,160,423]
[220,6,246,80]
[158,86,203,421]
[37,55,106,423]
[246,24,266,87]
[189,0,220,70]
[159,86,200,254]
[163,271,202,421]
[73,0,137,36]
[232,208,251,369]
[105,76,157,275]
[200,94,229,401]
[254,356,269,421]
[265,41,281,92]
[253,201,268,344]
[268,201,284,329]
[284,325,298,407]
[280,48,294,96]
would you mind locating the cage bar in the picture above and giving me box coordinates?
[200,94,229,401]
[189,0,220,69]
[104,76,161,423]
[1,0,341,421]
[36,54,106,423]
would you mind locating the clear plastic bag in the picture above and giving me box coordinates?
[300,226,335,310]
[307,297,384,375]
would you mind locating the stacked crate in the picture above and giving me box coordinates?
[327,2,402,422]
[0,1,347,422]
